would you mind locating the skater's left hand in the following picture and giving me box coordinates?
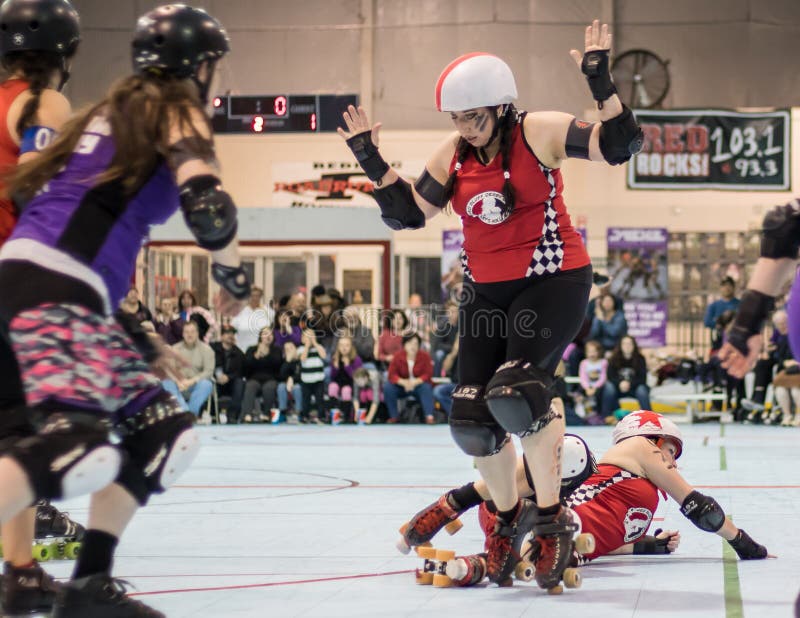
[655,528,681,552]
[719,335,761,379]
[569,19,612,68]
[214,288,247,318]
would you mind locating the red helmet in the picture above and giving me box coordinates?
[435,52,517,112]
[612,410,684,458]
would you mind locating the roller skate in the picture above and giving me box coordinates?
[478,501,543,583]
[414,547,488,588]
[1,560,60,617]
[52,574,164,618]
[484,498,538,586]
[532,505,595,594]
[33,501,84,561]
[396,493,465,554]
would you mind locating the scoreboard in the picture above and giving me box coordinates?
[211,94,358,134]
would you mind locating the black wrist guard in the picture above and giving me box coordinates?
[633,530,672,555]
[728,290,775,355]
[115,310,159,364]
[212,263,251,301]
[761,200,800,259]
[581,50,617,108]
[728,529,768,560]
[346,131,390,182]
[374,177,425,230]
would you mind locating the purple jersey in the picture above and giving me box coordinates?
[3,114,179,311]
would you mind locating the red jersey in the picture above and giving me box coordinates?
[567,463,663,561]
[0,79,28,247]
[449,112,590,284]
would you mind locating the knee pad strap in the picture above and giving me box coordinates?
[485,360,558,436]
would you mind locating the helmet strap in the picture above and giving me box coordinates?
[56,57,70,92]
[192,59,218,104]
[476,105,507,163]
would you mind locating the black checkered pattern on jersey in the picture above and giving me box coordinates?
[566,469,639,508]
[526,163,565,277]
[459,246,474,282]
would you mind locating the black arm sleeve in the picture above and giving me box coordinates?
[414,168,446,207]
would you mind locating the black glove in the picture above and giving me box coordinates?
[345,131,390,182]
[633,529,675,555]
[581,49,617,108]
[728,529,768,560]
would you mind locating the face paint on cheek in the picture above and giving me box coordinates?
[475,113,489,133]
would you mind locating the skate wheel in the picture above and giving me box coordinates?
[435,549,456,561]
[419,541,433,548]
[31,544,49,562]
[64,542,81,560]
[432,573,452,588]
[444,519,463,535]
[396,537,411,555]
[514,560,534,582]
[415,569,433,585]
[563,568,581,589]
[575,533,595,556]
[547,584,564,595]
[416,546,437,559]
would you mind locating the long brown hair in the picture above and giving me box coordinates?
[11,73,214,199]
[2,51,61,137]
[441,103,518,216]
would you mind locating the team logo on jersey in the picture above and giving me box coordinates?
[623,507,653,542]
[12,33,24,46]
[465,191,509,225]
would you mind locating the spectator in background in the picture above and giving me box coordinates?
[376,309,407,370]
[118,287,153,325]
[154,297,180,344]
[430,300,458,377]
[287,291,307,320]
[743,310,790,421]
[589,292,627,352]
[278,341,303,423]
[433,338,458,418]
[328,336,363,423]
[232,286,274,352]
[601,335,651,418]
[577,340,608,423]
[274,308,302,347]
[406,293,430,349]
[306,293,337,355]
[384,333,435,424]
[299,328,327,423]
[174,289,218,344]
[353,367,378,424]
[335,306,381,401]
[211,324,246,424]
[704,276,740,350]
[162,321,215,417]
[242,326,283,422]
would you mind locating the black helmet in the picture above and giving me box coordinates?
[0,0,80,58]
[132,4,229,101]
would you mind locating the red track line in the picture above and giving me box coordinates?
[171,483,800,490]
[128,569,414,597]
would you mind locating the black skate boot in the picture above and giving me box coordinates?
[52,575,164,618]
[34,501,84,561]
[484,498,538,586]
[1,560,60,616]
[533,505,583,593]
[397,493,466,553]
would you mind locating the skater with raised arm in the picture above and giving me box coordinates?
[339,19,642,590]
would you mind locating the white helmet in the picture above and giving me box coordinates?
[435,52,518,112]
[612,410,684,458]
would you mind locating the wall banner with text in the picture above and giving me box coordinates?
[628,109,790,190]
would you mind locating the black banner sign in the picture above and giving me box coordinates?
[628,109,790,190]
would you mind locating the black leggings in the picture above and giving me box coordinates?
[455,265,593,424]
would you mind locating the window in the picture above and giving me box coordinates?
[407,257,441,305]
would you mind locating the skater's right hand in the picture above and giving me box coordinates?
[728,528,772,560]
[337,105,382,147]
[149,337,190,382]
[655,529,681,553]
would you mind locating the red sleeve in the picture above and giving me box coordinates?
[415,351,433,383]
[388,353,403,384]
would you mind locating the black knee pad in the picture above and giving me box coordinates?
[485,360,558,436]
[449,385,509,457]
[8,413,121,501]
[116,392,199,505]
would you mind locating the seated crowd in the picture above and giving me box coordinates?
[119,285,460,425]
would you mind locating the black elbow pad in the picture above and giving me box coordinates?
[373,177,425,230]
[600,105,644,165]
[179,175,238,251]
[760,200,800,259]
[680,490,725,533]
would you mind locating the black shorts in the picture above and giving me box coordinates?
[457,265,593,387]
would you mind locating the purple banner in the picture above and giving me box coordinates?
[442,229,464,302]
[606,228,669,348]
